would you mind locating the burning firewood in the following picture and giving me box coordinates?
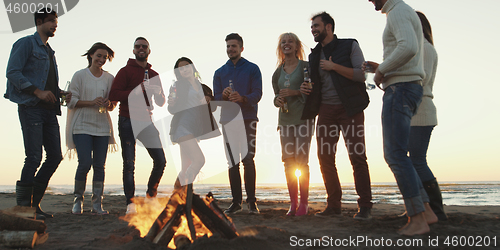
[151,204,184,245]
[174,235,191,248]
[191,193,238,239]
[143,186,238,247]
[145,191,185,242]
[185,184,196,241]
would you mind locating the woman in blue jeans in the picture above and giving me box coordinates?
[66,42,117,215]
[409,12,447,221]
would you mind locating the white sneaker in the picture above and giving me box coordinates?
[126,203,136,215]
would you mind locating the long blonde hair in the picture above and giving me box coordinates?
[276,32,305,67]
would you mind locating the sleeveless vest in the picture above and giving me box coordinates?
[302,36,369,119]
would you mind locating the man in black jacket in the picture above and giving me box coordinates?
[300,12,373,220]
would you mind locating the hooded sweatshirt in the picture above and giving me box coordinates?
[109,59,165,118]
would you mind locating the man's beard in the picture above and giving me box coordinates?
[227,52,240,61]
[374,0,384,10]
[314,29,327,43]
[135,54,148,62]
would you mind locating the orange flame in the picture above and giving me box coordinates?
[120,193,214,248]
[167,211,213,248]
[120,196,170,237]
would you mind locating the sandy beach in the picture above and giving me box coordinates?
[0,193,499,250]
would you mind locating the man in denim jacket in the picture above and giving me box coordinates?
[5,9,68,220]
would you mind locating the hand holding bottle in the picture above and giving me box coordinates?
[275,96,285,108]
[280,79,290,113]
[363,61,383,90]
[300,81,313,95]
[223,80,234,100]
[228,90,243,103]
[60,81,71,106]
[363,61,376,90]
[98,89,108,113]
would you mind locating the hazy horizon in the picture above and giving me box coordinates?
[1,0,499,186]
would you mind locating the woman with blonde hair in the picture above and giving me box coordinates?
[272,33,314,216]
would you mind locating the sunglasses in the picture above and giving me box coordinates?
[134,44,148,49]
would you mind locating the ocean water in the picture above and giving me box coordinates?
[1,182,499,206]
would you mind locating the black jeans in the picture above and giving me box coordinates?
[18,105,62,184]
[118,116,166,204]
[226,120,257,204]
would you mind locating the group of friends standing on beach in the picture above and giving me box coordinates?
[6,0,446,236]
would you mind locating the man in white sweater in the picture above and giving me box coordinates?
[366,0,437,236]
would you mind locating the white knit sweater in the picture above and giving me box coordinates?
[379,0,425,89]
[65,68,116,154]
[411,40,438,126]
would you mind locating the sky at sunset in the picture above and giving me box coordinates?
[1,0,499,187]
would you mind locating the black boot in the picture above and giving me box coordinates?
[16,181,46,220]
[423,179,448,221]
[16,181,33,207]
[32,179,53,219]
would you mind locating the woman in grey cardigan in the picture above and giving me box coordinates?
[409,12,447,221]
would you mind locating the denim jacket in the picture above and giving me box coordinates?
[5,32,59,106]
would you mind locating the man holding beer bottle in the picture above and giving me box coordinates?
[213,33,263,215]
[109,37,166,215]
[300,12,373,220]
[5,9,70,220]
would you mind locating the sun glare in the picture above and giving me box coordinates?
[295,169,301,178]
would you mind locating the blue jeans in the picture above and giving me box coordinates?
[118,116,166,204]
[18,105,62,184]
[409,126,436,182]
[382,82,428,217]
[73,134,109,182]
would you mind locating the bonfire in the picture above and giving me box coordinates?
[121,184,238,248]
